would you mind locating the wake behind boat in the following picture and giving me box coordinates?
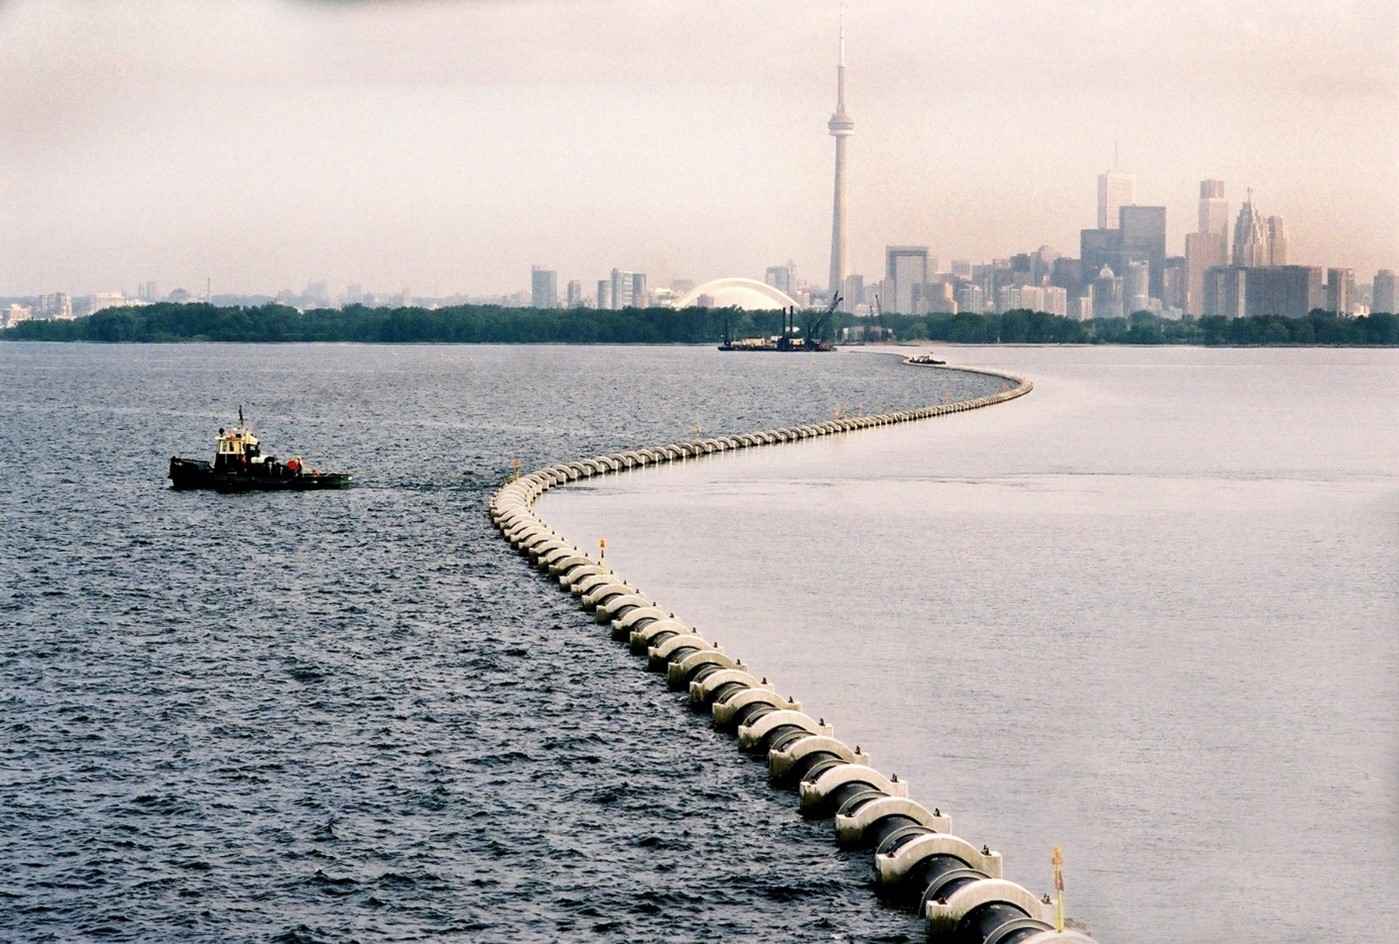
[168,409,352,492]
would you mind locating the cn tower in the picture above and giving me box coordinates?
[827,11,854,298]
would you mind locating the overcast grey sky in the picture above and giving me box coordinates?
[2,0,1395,297]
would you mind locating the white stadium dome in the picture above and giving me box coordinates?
[674,277,799,311]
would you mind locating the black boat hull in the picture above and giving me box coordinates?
[168,457,352,492]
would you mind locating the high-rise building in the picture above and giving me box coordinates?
[1204,266,1246,318]
[1232,190,1269,267]
[827,13,854,295]
[841,274,864,310]
[596,280,611,310]
[1091,266,1124,320]
[1187,231,1228,316]
[954,282,984,315]
[1185,180,1230,315]
[39,292,73,319]
[1266,216,1288,266]
[1199,180,1229,236]
[1252,266,1323,318]
[1080,228,1120,291]
[1119,205,1167,300]
[765,263,794,296]
[609,269,634,310]
[1002,284,1044,313]
[631,273,648,307]
[885,246,929,314]
[1373,270,1397,313]
[1204,265,1323,319]
[1125,260,1150,313]
[1051,257,1083,294]
[566,280,583,308]
[1097,170,1135,230]
[924,281,956,313]
[345,284,363,306]
[1044,286,1069,318]
[1326,268,1355,314]
[530,266,557,309]
[1031,246,1060,285]
[1162,257,1187,313]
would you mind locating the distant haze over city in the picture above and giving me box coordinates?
[2,0,1395,299]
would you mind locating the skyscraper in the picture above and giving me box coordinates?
[1119,205,1167,300]
[1186,180,1230,315]
[1198,179,1229,237]
[954,282,984,315]
[827,13,854,295]
[1374,269,1397,314]
[1125,260,1150,313]
[885,246,929,314]
[1097,169,1135,230]
[1080,228,1120,288]
[1326,268,1355,314]
[566,280,583,308]
[609,269,634,310]
[1232,190,1269,267]
[1091,265,1124,320]
[765,263,794,296]
[531,266,557,309]
[1266,216,1288,266]
[841,274,864,310]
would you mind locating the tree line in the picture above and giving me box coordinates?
[4,301,1395,346]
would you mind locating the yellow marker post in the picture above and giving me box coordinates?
[510,457,522,482]
[598,537,607,572]
[1051,845,1065,932]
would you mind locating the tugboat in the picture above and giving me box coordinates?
[168,408,352,492]
[908,351,946,365]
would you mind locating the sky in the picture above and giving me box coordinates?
[2,0,1396,298]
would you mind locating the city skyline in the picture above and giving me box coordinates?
[1,0,1395,298]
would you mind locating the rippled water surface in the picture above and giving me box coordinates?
[1,343,1009,943]
[542,345,1398,944]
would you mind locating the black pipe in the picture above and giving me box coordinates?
[611,614,654,642]
[727,700,776,732]
[766,726,811,754]
[875,823,935,857]
[782,751,843,787]
[821,780,878,818]
[648,644,698,673]
[939,901,1045,944]
[881,853,973,909]
[630,628,677,655]
[697,679,749,709]
[668,656,719,691]
[856,812,924,850]
[744,721,807,754]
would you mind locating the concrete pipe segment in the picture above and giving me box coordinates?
[489,360,1101,943]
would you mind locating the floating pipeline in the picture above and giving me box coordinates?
[488,358,1102,944]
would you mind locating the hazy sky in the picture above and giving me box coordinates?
[2,0,1396,298]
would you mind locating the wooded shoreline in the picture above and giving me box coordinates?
[4,301,1395,346]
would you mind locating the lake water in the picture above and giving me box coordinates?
[540,345,1398,944]
[2,342,1393,943]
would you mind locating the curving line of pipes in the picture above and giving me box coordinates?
[489,358,1101,944]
